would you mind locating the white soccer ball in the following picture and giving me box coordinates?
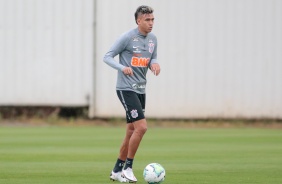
[143,163,166,184]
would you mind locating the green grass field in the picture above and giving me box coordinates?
[1,125,282,184]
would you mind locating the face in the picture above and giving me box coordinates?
[137,13,154,35]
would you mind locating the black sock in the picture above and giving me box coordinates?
[124,158,134,170]
[113,158,125,173]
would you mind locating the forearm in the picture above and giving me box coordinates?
[104,54,125,72]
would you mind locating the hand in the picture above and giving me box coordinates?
[122,67,133,76]
[150,63,161,76]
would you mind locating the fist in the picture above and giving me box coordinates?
[150,63,161,76]
[122,67,133,76]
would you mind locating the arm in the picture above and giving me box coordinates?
[149,38,160,76]
[103,34,129,72]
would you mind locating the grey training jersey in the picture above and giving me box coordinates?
[104,28,158,94]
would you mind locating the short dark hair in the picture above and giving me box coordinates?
[134,5,154,25]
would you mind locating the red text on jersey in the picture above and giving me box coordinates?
[131,57,150,67]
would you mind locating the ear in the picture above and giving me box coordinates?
[137,18,141,25]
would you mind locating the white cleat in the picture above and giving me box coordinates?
[122,167,137,183]
[110,170,129,183]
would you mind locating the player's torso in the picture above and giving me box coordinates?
[125,35,155,68]
[118,29,156,93]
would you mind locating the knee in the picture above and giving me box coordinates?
[137,124,147,135]
[133,119,148,135]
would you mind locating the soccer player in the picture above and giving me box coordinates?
[103,5,160,183]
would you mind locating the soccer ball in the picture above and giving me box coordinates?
[143,163,166,184]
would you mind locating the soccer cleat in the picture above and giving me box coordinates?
[110,170,129,183]
[122,167,137,183]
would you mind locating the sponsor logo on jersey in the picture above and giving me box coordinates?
[132,37,139,42]
[133,53,142,57]
[132,83,146,89]
[131,57,150,67]
[130,109,138,118]
[133,46,141,53]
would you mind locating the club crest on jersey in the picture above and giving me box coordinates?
[148,43,155,53]
[130,109,138,118]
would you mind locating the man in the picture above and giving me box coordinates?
[103,5,160,183]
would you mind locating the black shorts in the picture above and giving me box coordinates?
[116,90,146,123]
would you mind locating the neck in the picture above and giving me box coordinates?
[138,27,147,36]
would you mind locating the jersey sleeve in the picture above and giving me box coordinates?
[103,33,129,71]
[150,36,158,65]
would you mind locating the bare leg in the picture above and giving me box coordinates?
[111,124,135,182]
[118,123,135,160]
[120,119,147,182]
[127,118,147,159]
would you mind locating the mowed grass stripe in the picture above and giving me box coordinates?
[0,126,282,184]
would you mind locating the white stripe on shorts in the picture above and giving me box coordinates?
[119,91,128,111]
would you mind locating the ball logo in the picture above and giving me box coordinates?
[130,109,138,118]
